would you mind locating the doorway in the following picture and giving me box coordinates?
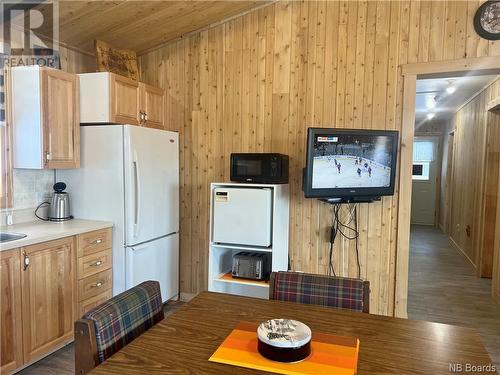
[403,65,500,367]
[411,136,440,226]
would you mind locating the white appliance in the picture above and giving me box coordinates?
[57,125,179,302]
[212,187,272,247]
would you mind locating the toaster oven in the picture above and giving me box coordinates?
[232,252,270,281]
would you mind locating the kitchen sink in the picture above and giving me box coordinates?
[0,232,27,243]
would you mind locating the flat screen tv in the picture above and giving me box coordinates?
[303,128,399,200]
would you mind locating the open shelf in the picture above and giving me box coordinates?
[211,243,273,253]
[215,271,269,288]
[208,183,289,300]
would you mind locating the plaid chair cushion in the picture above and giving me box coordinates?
[270,272,366,313]
[83,280,164,363]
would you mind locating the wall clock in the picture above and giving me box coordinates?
[474,1,500,40]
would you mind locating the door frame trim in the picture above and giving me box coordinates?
[396,56,500,318]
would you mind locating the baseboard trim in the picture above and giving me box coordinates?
[438,222,446,233]
[449,236,477,270]
[180,292,197,302]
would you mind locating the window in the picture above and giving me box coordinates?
[412,162,430,180]
[412,138,435,181]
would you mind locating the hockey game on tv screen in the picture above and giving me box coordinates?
[312,134,393,189]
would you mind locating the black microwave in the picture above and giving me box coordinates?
[230,153,289,184]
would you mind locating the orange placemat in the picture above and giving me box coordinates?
[209,322,359,375]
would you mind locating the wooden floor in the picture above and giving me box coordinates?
[408,225,500,369]
[17,300,185,375]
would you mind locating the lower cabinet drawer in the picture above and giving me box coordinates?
[78,248,112,279]
[79,290,113,317]
[78,269,112,302]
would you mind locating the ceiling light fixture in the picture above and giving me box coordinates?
[426,113,435,120]
[446,86,456,94]
[446,79,457,95]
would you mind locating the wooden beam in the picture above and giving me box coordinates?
[402,56,500,77]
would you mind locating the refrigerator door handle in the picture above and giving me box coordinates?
[133,151,140,238]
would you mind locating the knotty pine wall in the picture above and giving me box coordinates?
[447,77,500,277]
[58,46,95,75]
[138,1,500,316]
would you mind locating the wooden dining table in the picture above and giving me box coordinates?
[90,291,496,375]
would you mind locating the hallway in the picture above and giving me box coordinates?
[408,225,500,368]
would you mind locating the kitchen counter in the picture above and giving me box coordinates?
[0,219,113,251]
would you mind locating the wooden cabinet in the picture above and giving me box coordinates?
[76,228,113,318]
[12,66,80,169]
[21,237,75,363]
[0,250,23,374]
[0,227,113,373]
[110,74,140,125]
[79,72,164,129]
[139,83,165,129]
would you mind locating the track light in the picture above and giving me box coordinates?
[446,86,456,94]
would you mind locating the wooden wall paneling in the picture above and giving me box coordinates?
[313,0,327,276]
[352,0,368,284]
[493,129,500,303]
[454,1,467,60]
[417,1,430,62]
[138,1,500,317]
[181,38,192,296]
[445,78,500,276]
[481,108,500,277]
[473,92,488,271]
[444,1,457,61]
[344,1,358,279]
[289,0,307,274]
[429,1,445,61]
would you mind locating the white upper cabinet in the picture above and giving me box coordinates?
[79,72,164,129]
[11,66,80,169]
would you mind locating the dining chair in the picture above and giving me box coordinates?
[269,271,370,313]
[74,280,164,375]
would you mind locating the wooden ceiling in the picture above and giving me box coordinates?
[35,1,268,55]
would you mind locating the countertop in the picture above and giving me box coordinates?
[0,219,113,251]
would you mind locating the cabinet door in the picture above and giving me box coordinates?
[21,237,75,363]
[110,74,139,125]
[0,249,23,373]
[139,83,165,129]
[41,68,80,169]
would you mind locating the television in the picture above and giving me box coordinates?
[303,128,399,201]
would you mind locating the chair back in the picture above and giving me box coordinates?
[74,280,164,374]
[269,271,370,313]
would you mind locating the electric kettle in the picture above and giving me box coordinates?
[48,182,73,221]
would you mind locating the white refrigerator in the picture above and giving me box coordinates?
[57,125,179,302]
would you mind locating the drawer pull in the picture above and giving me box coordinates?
[92,282,103,288]
[90,260,103,267]
[92,239,103,245]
